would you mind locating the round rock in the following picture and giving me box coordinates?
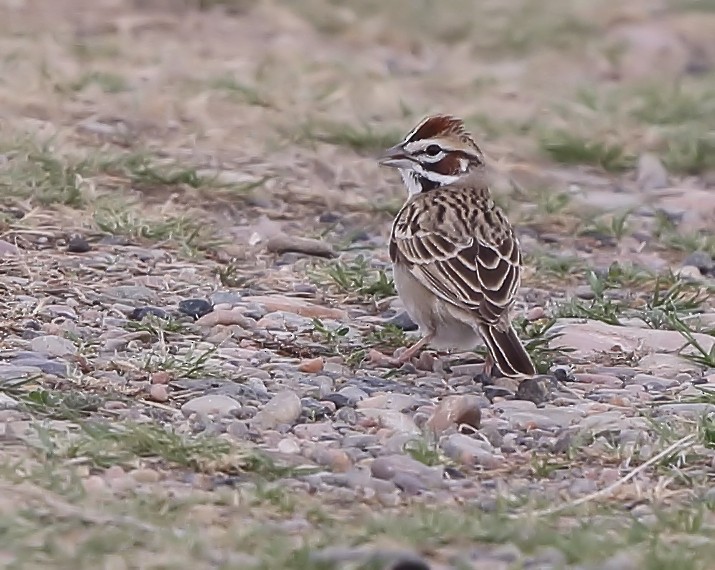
[426,394,481,433]
[66,234,92,253]
[29,335,77,357]
[181,394,241,417]
[130,306,170,321]
[179,298,214,319]
[252,390,302,428]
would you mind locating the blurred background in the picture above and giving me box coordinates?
[1,0,714,265]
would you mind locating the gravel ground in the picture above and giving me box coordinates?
[1,1,715,569]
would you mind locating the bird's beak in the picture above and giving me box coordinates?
[377,144,413,169]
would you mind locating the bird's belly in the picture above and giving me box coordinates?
[393,263,481,350]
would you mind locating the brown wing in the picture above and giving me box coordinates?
[390,184,522,326]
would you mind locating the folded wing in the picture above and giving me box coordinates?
[390,188,521,327]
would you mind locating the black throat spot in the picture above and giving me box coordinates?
[418,176,440,192]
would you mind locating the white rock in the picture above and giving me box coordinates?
[29,335,77,357]
[181,395,241,417]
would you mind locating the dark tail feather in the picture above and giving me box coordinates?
[479,323,536,377]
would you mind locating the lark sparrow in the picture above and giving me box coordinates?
[378,114,535,378]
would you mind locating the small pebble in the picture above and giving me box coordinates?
[525,306,546,321]
[636,152,669,191]
[277,438,301,454]
[66,234,92,253]
[313,448,352,472]
[426,395,481,434]
[298,357,324,373]
[440,433,501,468]
[386,311,418,331]
[149,384,169,402]
[179,298,214,319]
[678,265,703,281]
[182,395,241,417]
[150,371,172,385]
[130,306,170,321]
[130,468,161,483]
[322,393,350,409]
[29,335,77,357]
[82,475,108,494]
[195,309,254,328]
[252,391,302,428]
[683,251,713,275]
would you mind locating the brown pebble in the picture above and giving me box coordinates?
[426,395,482,434]
[366,348,393,366]
[195,309,254,328]
[575,373,622,387]
[526,306,546,321]
[149,384,169,402]
[265,233,336,258]
[150,371,172,385]
[241,295,347,320]
[129,468,161,483]
[608,395,631,407]
[416,351,436,371]
[82,475,108,494]
[298,357,324,373]
[313,448,352,472]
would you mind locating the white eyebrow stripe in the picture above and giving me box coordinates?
[402,117,432,144]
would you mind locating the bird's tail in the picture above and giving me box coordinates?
[479,323,536,377]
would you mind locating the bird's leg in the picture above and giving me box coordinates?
[396,332,435,363]
[475,352,495,384]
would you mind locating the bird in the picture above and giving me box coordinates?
[377,114,536,378]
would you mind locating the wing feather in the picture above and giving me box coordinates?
[390,185,522,326]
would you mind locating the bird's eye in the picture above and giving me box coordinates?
[424,144,442,156]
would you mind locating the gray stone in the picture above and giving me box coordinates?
[370,454,443,489]
[40,305,78,320]
[386,310,418,331]
[357,408,420,435]
[636,152,669,191]
[449,363,486,377]
[506,408,584,430]
[636,353,701,378]
[103,285,158,303]
[629,373,679,391]
[337,386,369,405]
[178,298,213,319]
[29,335,77,357]
[0,393,20,409]
[10,355,68,377]
[683,251,713,275]
[579,411,649,433]
[244,378,269,397]
[440,433,501,468]
[515,377,550,404]
[252,391,302,428]
[356,393,417,411]
[657,402,715,418]
[181,395,241,417]
[209,291,244,306]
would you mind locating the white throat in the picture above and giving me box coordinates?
[399,170,423,197]
[398,168,461,197]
